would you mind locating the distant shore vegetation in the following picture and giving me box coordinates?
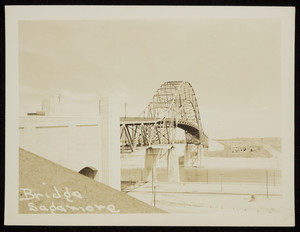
[175,137,281,158]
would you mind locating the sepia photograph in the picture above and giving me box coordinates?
[5,6,295,226]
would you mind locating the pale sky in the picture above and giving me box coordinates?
[19,19,281,139]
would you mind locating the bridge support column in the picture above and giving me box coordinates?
[99,96,121,190]
[167,147,180,182]
[143,147,160,182]
[184,144,195,167]
[195,144,204,167]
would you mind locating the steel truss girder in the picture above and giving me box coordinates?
[145,81,207,144]
[121,81,208,151]
[120,119,177,149]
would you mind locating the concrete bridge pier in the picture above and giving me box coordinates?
[184,144,195,167]
[195,144,204,167]
[143,147,160,182]
[167,147,180,182]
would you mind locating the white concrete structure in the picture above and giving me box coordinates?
[184,144,195,167]
[143,147,159,182]
[167,148,180,182]
[99,96,121,190]
[183,144,205,167]
[41,99,51,116]
[41,94,62,116]
[196,144,204,167]
[19,96,121,190]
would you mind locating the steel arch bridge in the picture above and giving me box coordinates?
[120,81,208,152]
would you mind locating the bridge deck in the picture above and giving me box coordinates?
[120,117,168,125]
[120,117,195,127]
[120,117,207,147]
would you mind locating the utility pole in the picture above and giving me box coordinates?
[152,158,154,203]
[206,169,208,184]
[266,169,269,198]
[154,186,156,207]
[220,173,223,192]
[152,155,156,207]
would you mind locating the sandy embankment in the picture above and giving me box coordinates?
[19,148,165,214]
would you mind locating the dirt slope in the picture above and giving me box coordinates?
[19,148,165,214]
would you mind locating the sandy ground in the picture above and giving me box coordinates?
[19,148,165,214]
[128,182,284,214]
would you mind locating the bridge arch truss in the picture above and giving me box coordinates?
[120,81,208,152]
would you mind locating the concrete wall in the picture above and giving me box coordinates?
[19,97,121,190]
[19,116,101,172]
